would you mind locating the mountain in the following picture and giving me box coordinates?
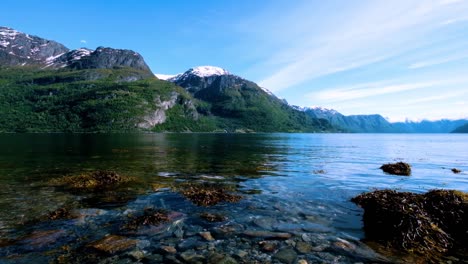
[393,119,468,133]
[302,107,468,133]
[452,123,468,133]
[0,26,153,80]
[162,66,334,132]
[0,27,335,133]
[303,107,396,132]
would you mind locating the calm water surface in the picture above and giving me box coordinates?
[0,133,467,263]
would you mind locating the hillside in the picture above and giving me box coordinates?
[163,66,334,132]
[303,107,395,133]
[392,119,468,133]
[452,123,468,133]
[0,67,206,132]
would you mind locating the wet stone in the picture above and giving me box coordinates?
[273,247,297,264]
[208,253,238,264]
[259,240,278,252]
[243,230,292,239]
[89,235,138,254]
[19,229,67,249]
[144,253,163,262]
[128,249,145,260]
[180,250,205,264]
[200,212,227,222]
[199,231,215,241]
[295,241,312,253]
[380,162,411,176]
[333,238,356,252]
[211,224,243,239]
[161,245,177,254]
[253,217,277,230]
[177,237,203,251]
[234,249,248,259]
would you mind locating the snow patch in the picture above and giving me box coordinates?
[260,86,274,96]
[71,48,92,60]
[170,66,230,82]
[309,106,340,115]
[190,66,229,77]
[155,73,178,80]
[0,28,20,39]
[0,40,9,47]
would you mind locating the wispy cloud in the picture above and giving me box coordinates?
[249,0,468,92]
[80,40,87,44]
[309,81,436,102]
[308,77,468,103]
[408,53,468,69]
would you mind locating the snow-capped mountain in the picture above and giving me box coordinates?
[0,26,68,66]
[167,66,230,82]
[0,26,152,75]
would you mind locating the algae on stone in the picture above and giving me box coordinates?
[380,162,411,176]
[176,183,242,206]
[352,189,467,259]
[50,170,134,191]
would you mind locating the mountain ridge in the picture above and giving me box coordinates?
[0,26,334,133]
[301,106,468,133]
[0,26,153,80]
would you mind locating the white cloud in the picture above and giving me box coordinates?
[252,0,468,92]
[80,40,87,44]
[310,81,436,102]
[308,77,468,103]
[408,53,468,69]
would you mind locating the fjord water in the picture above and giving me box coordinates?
[0,133,467,263]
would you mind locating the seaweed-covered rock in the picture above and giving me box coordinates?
[50,170,133,191]
[351,189,468,257]
[88,235,138,254]
[124,208,170,230]
[380,162,411,176]
[122,208,184,236]
[200,212,227,222]
[47,207,72,220]
[177,183,242,206]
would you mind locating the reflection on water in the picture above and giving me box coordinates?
[0,133,467,263]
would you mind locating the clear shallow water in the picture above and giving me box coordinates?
[0,133,467,263]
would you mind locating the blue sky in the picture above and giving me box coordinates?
[3,0,468,121]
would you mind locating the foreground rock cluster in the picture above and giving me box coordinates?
[352,189,467,260]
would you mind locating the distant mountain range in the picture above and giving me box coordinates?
[452,123,468,133]
[0,26,333,133]
[300,106,468,133]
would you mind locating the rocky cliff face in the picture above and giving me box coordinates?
[0,26,153,79]
[68,47,152,73]
[0,26,68,66]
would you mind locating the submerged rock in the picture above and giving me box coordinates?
[176,183,242,206]
[123,208,184,236]
[351,189,467,258]
[200,212,227,222]
[19,229,67,250]
[380,162,411,176]
[47,207,72,220]
[273,247,297,264]
[50,170,134,191]
[89,235,138,254]
[242,230,292,239]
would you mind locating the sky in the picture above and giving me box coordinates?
[2,0,468,122]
